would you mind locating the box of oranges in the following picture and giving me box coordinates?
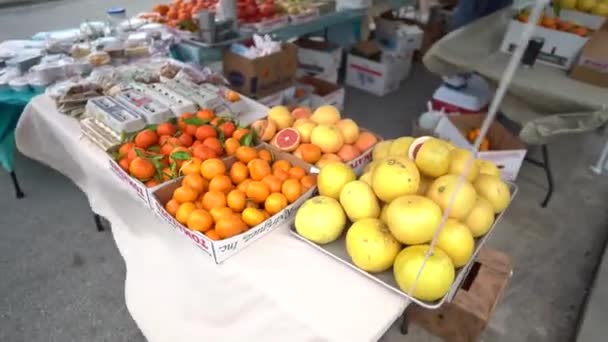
[150,144,318,263]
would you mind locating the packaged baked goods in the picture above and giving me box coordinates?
[88,51,111,66]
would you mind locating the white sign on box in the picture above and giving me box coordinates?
[345,51,411,96]
[375,20,423,55]
[295,38,343,84]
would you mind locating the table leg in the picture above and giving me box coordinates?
[93,213,105,232]
[524,144,553,208]
[400,309,409,335]
[10,171,24,199]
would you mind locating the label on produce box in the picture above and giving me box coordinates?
[109,158,150,206]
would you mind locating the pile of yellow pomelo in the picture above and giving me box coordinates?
[294,135,512,301]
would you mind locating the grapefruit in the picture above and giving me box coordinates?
[476,159,500,177]
[449,148,479,182]
[359,171,372,186]
[268,106,294,129]
[295,196,346,244]
[340,180,380,221]
[473,174,511,214]
[316,153,342,169]
[291,107,312,120]
[386,195,442,245]
[393,245,455,301]
[388,137,415,157]
[346,218,401,273]
[310,105,341,124]
[379,204,389,224]
[464,197,495,237]
[293,120,316,143]
[409,137,450,177]
[427,175,477,220]
[317,162,356,199]
[371,157,420,202]
[435,219,475,268]
[250,119,277,142]
[335,119,360,144]
[311,124,344,153]
[271,128,300,152]
[372,140,393,161]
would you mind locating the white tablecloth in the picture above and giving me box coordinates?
[15,95,407,342]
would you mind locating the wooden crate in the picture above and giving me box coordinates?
[403,247,513,342]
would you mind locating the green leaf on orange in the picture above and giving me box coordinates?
[171,151,192,161]
[183,117,210,126]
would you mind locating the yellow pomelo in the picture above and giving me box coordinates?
[335,119,360,144]
[464,197,495,237]
[372,140,393,161]
[364,160,380,173]
[449,148,479,182]
[372,157,420,202]
[389,137,415,157]
[317,162,356,199]
[412,138,450,178]
[268,106,294,129]
[359,171,373,186]
[427,175,477,220]
[310,105,341,124]
[393,245,455,301]
[295,196,346,244]
[346,218,401,272]
[474,174,511,214]
[379,204,389,224]
[435,219,475,268]
[340,181,380,221]
[311,124,344,153]
[476,159,500,177]
[386,195,442,245]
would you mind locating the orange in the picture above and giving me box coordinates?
[195,125,217,141]
[246,181,270,204]
[156,122,177,136]
[194,201,203,209]
[201,191,226,211]
[129,157,155,181]
[272,160,291,173]
[200,158,226,180]
[180,157,202,176]
[196,108,215,120]
[354,132,378,152]
[300,174,317,191]
[118,157,130,172]
[225,138,240,156]
[241,207,266,227]
[215,214,248,239]
[298,144,322,164]
[282,178,302,203]
[169,147,192,169]
[173,185,199,203]
[161,167,173,181]
[175,202,196,224]
[204,229,221,241]
[230,161,249,184]
[261,175,282,193]
[177,133,194,147]
[209,207,233,223]
[227,190,247,212]
[183,173,207,193]
[236,146,258,164]
[225,90,240,102]
[145,179,160,188]
[233,128,250,142]
[127,147,145,162]
[248,158,272,181]
[165,199,180,216]
[119,142,135,157]
[288,167,306,180]
[273,169,289,182]
[209,175,234,194]
[203,137,223,155]
[134,129,159,149]
[187,209,213,232]
[237,179,253,193]
[265,193,288,215]
[245,200,259,209]
[258,149,272,162]
[192,144,217,161]
[218,121,237,139]
[158,135,171,146]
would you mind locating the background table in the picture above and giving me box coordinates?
[15,94,408,342]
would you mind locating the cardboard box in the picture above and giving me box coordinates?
[434,114,527,181]
[500,8,606,70]
[151,144,317,263]
[375,16,424,54]
[295,38,343,83]
[571,21,608,87]
[223,43,298,99]
[108,156,157,207]
[297,76,345,110]
[345,41,412,96]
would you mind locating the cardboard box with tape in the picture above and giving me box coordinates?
[571,21,608,87]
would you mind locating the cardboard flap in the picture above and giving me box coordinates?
[295,38,340,52]
[446,114,526,151]
[297,76,340,96]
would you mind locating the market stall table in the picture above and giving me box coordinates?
[15,94,408,341]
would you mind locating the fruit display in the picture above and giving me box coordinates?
[293,135,515,303]
[250,105,379,168]
[557,0,608,16]
[466,128,490,151]
[160,146,316,240]
[112,109,255,187]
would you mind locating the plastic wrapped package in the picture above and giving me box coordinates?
[88,51,111,66]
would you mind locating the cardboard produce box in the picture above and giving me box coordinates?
[345,41,412,96]
[223,43,298,99]
[295,38,343,83]
[571,21,608,87]
[297,75,345,110]
[434,114,527,181]
[375,15,424,55]
[151,144,316,264]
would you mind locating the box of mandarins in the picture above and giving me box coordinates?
[150,143,317,263]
